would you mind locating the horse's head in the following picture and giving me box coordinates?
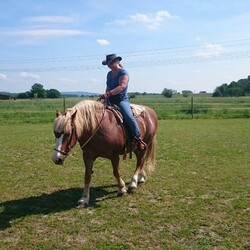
[52,109,78,165]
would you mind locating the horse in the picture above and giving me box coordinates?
[52,100,158,207]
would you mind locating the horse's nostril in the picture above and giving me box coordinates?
[55,158,63,165]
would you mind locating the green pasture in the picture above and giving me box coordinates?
[0,95,250,124]
[0,119,249,249]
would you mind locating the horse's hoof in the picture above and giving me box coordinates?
[117,192,126,197]
[117,188,127,197]
[138,180,145,186]
[77,197,89,208]
[77,203,88,208]
[138,176,146,184]
[128,186,136,194]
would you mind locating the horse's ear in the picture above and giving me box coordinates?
[56,109,62,118]
[71,110,77,121]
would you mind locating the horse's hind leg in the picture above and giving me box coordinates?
[128,153,145,193]
[78,157,94,207]
[111,155,127,196]
[138,169,147,184]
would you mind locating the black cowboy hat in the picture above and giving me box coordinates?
[102,54,122,65]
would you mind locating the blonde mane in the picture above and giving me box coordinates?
[53,100,103,137]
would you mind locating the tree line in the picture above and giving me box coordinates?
[212,76,250,97]
[162,76,250,98]
[18,83,61,99]
[161,89,195,98]
[16,75,250,99]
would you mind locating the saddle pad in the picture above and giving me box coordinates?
[107,104,145,124]
[130,104,145,117]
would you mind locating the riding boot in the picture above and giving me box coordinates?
[134,136,147,151]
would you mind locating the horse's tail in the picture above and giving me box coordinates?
[143,134,157,173]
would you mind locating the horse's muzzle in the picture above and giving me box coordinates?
[54,157,64,165]
[52,148,67,165]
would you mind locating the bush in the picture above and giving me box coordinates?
[162,88,173,98]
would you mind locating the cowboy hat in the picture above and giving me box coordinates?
[102,54,122,65]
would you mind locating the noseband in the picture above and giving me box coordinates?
[53,147,69,156]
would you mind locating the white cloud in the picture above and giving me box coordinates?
[106,10,177,30]
[19,72,40,80]
[90,78,101,84]
[196,43,224,58]
[130,10,176,29]
[96,39,110,46]
[112,19,129,26]
[58,78,77,83]
[24,16,75,24]
[4,29,87,37]
[0,15,87,45]
[0,73,7,80]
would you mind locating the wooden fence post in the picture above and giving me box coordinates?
[191,97,194,119]
[63,97,66,112]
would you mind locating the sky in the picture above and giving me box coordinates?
[0,0,250,94]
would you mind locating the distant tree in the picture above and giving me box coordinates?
[47,89,61,98]
[212,88,222,97]
[238,79,249,94]
[212,83,228,97]
[17,91,30,99]
[246,81,250,94]
[162,88,173,98]
[213,76,250,97]
[182,90,193,97]
[228,87,243,97]
[30,83,47,98]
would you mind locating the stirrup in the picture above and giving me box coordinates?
[134,137,147,151]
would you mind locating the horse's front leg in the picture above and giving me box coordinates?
[111,155,127,196]
[78,156,94,207]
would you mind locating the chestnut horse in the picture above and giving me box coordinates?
[52,100,158,206]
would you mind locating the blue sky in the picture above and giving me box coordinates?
[0,0,250,94]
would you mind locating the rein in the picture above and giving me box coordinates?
[79,102,106,149]
[68,100,107,157]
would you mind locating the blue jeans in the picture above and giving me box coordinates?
[116,100,141,138]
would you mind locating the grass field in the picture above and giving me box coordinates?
[0,118,249,249]
[0,95,250,124]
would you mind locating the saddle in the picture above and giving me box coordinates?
[106,104,145,124]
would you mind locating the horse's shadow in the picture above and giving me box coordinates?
[0,184,117,231]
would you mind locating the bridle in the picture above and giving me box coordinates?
[54,102,107,156]
[53,148,69,156]
[54,122,76,156]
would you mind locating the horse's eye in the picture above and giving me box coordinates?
[54,132,63,138]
